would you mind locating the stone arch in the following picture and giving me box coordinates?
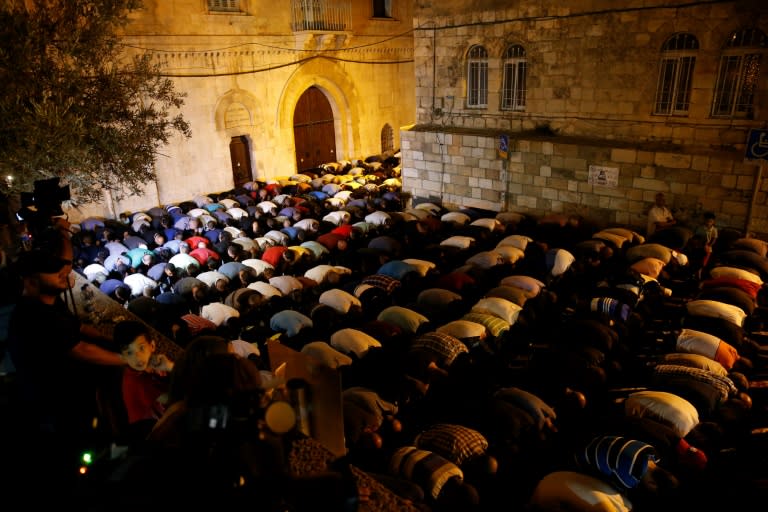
[277,57,361,162]
[214,89,261,134]
[212,89,263,181]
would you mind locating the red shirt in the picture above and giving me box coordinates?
[185,235,209,249]
[265,183,282,197]
[121,368,168,424]
[332,225,355,239]
[316,232,343,251]
[435,272,476,292]
[261,246,288,267]
[189,247,221,265]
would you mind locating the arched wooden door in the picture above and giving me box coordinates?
[293,86,336,172]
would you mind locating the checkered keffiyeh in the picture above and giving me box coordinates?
[414,423,489,466]
[181,314,218,337]
[652,364,737,403]
[412,332,469,366]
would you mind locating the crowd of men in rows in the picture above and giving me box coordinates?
[5,154,768,511]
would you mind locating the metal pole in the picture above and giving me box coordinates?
[745,161,763,237]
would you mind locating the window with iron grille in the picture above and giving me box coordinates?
[373,0,392,18]
[653,33,698,115]
[711,28,767,119]
[381,124,394,153]
[208,0,240,12]
[467,45,488,108]
[501,44,527,111]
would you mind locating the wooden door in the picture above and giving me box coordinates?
[293,87,336,172]
[229,135,252,187]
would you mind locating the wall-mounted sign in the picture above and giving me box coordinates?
[588,165,618,187]
[746,129,768,162]
[498,134,509,160]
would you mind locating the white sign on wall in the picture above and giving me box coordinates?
[588,165,619,187]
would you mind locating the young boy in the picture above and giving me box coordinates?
[113,320,175,440]
[695,211,718,268]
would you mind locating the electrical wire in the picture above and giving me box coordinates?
[119,24,422,54]
[413,0,735,32]
[152,54,413,78]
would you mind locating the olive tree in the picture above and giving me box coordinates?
[0,0,191,206]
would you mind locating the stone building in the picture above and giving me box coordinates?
[401,0,768,236]
[75,0,415,219]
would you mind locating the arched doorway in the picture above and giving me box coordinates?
[293,86,336,172]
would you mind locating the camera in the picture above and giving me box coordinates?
[16,177,71,243]
[13,177,73,275]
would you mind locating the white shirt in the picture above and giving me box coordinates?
[330,328,381,358]
[196,270,230,288]
[241,258,275,277]
[319,288,362,314]
[123,273,158,297]
[294,218,320,233]
[323,210,351,226]
[647,205,674,236]
[226,207,249,220]
[201,302,240,326]
[247,280,283,299]
[365,210,392,226]
[269,275,304,296]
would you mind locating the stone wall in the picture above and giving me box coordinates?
[402,1,768,238]
[69,0,416,222]
[402,127,767,237]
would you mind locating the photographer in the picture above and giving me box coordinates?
[4,189,127,500]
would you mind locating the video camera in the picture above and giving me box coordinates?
[14,177,73,275]
[16,177,71,242]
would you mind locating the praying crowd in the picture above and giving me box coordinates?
[5,153,768,511]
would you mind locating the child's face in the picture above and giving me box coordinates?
[121,334,156,371]
[705,218,715,228]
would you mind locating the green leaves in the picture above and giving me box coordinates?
[0,0,189,204]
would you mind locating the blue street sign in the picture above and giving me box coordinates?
[746,129,768,161]
[498,134,509,159]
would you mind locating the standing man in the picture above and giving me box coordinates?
[6,222,127,500]
[647,192,676,237]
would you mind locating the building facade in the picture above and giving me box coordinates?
[402,0,768,235]
[75,0,415,220]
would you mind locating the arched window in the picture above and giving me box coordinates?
[711,28,767,118]
[501,44,527,111]
[381,124,394,153]
[467,45,488,108]
[653,33,698,115]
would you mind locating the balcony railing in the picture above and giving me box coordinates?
[291,0,351,32]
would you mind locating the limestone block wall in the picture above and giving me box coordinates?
[401,1,768,239]
[67,0,416,222]
[411,1,767,151]
[401,127,768,237]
